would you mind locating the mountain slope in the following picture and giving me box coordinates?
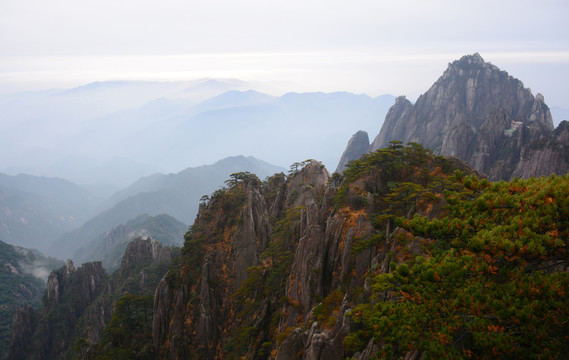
[72,213,186,271]
[7,143,569,359]
[0,173,100,221]
[0,173,101,253]
[151,145,468,359]
[53,156,285,260]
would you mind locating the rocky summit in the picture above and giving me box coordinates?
[338,53,568,180]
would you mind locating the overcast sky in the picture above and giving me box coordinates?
[1,0,568,105]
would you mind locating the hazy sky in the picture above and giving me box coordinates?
[1,0,568,105]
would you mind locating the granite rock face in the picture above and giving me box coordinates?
[153,176,275,359]
[153,155,443,359]
[6,237,174,360]
[336,131,370,173]
[369,95,413,152]
[511,120,569,178]
[6,260,109,360]
[339,53,567,180]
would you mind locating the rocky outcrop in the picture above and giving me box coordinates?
[5,306,38,359]
[152,149,466,359]
[154,161,372,359]
[372,53,553,153]
[511,120,569,178]
[121,236,172,266]
[340,53,567,180]
[153,177,274,359]
[369,95,413,151]
[6,260,109,360]
[116,237,172,284]
[6,236,175,359]
[336,131,370,173]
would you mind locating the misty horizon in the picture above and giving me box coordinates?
[0,79,400,188]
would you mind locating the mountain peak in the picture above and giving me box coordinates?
[336,131,370,173]
[458,52,485,64]
[341,53,562,181]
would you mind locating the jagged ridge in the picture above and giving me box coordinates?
[337,53,567,181]
[6,237,176,360]
[152,147,478,359]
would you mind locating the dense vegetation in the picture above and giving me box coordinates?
[340,150,569,358]
[78,143,569,359]
[14,142,567,359]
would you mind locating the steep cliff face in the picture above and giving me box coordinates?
[339,53,564,180]
[336,131,370,173]
[153,149,473,359]
[153,162,344,359]
[369,95,413,151]
[6,260,109,360]
[511,120,569,178]
[6,237,175,360]
[0,241,63,355]
[153,172,274,359]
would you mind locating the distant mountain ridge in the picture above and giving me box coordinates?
[72,213,186,271]
[114,90,395,173]
[0,173,101,253]
[53,155,285,260]
[337,53,568,180]
[1,80,395,185]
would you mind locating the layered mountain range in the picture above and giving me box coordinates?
[5,54,569,359]
[0,173,101,253]
[1,81,394,186]
[0,155,283,261]
[337,53,569,180]
[54,155,285,261]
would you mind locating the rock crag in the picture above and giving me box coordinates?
[336,131,370,173]
[6,237,175,360]
[152,151,475,359]
[338,53,568,180]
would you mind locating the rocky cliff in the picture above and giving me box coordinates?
[11,142,568,359]
[152,149,477,359]
[511,120,569,178]
[338,53,567,180]
[6,237,175,360]
[335,131,370,173]
[0,241,63,355]
[6,260,109,360]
